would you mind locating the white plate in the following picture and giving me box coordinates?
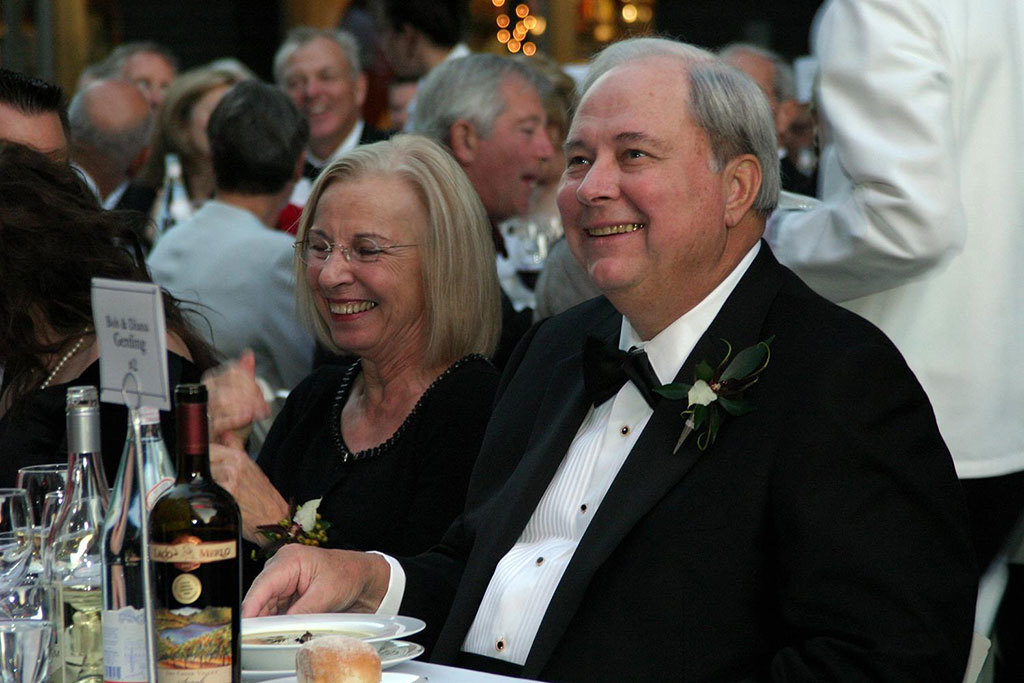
[241,640,425,680]
[260,674,422,683]
[242,614,425,671]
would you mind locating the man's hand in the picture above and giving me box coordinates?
[209,444,288,542]
[242,545,391,617]
[203,350,271,450]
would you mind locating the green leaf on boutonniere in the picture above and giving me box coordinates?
[656,336,774,452]
[653,382,692,401]
[716,396,752,416]
[695,360,715,383]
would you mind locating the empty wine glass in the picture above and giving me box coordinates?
[0,619,52,683]
[0,489,32,593]
[15,464,67,522]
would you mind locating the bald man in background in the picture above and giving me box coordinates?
[68,80,153,209]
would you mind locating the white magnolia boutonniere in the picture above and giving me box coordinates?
[254,497,331,559]
[654,336,774,453]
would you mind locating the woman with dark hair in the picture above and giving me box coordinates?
[0,142,218,485]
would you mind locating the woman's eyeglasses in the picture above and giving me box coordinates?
[294,235,418,265]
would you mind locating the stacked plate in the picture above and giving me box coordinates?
[241,613,426,682]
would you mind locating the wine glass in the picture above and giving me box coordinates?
[0,620,52,683]
[0,489,32,593]
[15,464,67,523]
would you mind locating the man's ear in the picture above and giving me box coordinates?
[448,119,478,165]
[723,154,762,227]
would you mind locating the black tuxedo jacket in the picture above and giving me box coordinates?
[399,244,976,681]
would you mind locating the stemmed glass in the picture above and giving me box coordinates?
[15,464,67,523]
[0,489,32,594]
[0,620,52,682]
[0,489,50,682]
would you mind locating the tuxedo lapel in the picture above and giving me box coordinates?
[522,243,785,677]
[433,305,620,660]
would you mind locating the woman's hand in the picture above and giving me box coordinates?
[203,350,270,450]
[209,443,288,543]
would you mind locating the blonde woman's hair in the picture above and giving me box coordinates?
[295,134,501,366]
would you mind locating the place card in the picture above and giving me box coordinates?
[90,278,171,410]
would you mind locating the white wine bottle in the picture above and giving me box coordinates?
[149,384,241,683]
[50,385,110,683]
[101,406,174,683]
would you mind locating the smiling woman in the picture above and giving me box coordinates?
[204,135,502,590]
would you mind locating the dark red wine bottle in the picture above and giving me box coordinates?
[149,384,241,683]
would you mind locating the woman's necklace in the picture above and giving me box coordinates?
[40,334,88,390]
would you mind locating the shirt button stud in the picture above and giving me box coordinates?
[536,557,544,565]
[496,639,506,652]
[620,425,630,436]
[580,503,588,513]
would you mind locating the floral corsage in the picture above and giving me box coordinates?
[654,336,773,452]
[254,498,331,559]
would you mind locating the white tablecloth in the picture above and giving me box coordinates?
[391,661,536,682]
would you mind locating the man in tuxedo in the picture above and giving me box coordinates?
[274,27,389,207]
[243,38,976,681]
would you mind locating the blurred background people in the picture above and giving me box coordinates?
[372,0,470,129]
[68,79,153,210]
[97,41,179,112]
[720,42,816,197]
[204,135,501,588]
[134,64,249,239]
[147,80,313,397]
[274,27,389,210]
[0,68,69,160]
[0,143,216,486]
[386,76,418,132]
[410,53,554,367]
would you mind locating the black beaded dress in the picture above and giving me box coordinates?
[247,355,498,586]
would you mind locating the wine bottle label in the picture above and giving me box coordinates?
[155,606,233,682]
[151,535,237,572]
[102,607,148,683]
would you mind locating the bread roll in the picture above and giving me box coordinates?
[295,634,381,683]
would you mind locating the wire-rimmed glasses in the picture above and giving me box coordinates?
[294,233,418,265]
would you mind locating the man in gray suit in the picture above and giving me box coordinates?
[147,80,313,393]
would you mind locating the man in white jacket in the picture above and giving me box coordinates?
[767,0,1024,620]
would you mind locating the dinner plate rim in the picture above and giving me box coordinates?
[241,613,426,647]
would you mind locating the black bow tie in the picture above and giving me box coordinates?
[302,160,321,181]
[582,335,662,409]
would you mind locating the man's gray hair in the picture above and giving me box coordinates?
[100,41,179,78]
[409,53,549,146]
[273,27,362,85]
[68,83,153,171]
[583,37,780,216]
[718,42,796,103]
